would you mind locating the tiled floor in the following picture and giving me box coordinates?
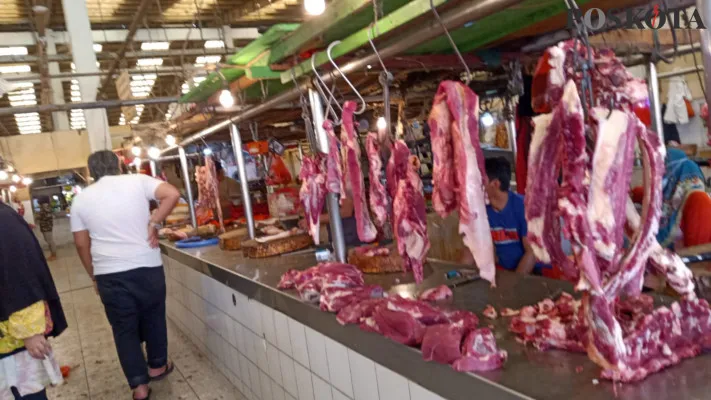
[42,229,243,400]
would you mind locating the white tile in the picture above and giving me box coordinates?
[262,303,278,345]
[261,370,274,400]
[267,343,283,385]
[233,290,249,325]
[289,318,310,368]
[257,337,270,373]
[230,344,242,378]
[235,321,247,354]
[250,361,263,399]
[272,383,287,400]
[279,351,298,397]
[312,374,333,400]
[325,338,353,398]
[332,389,351,400]
[409,381,446,400]
[348,350,379,400]
[249,299,264,336]
[274,312,293,357]
[246,330,258,363]
[294,362,315,400]
[305,326,329,381]
[240,354,251,387]
[375,365,410,400]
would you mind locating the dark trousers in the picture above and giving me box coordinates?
[11,388,46,400]
[96,266,168,389]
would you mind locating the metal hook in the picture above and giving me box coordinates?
[326,41,367,114]
[310,54,342,123]
[367,25,389,74]
[429,0,471,84]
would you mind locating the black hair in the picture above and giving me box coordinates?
[485,157,511,192]
[88,150,121,181]
[214,160,224,173]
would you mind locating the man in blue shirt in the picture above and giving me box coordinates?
[461,157,537,274]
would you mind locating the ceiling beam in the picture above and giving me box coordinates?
[0,48,232,64]
[0,27,260,47]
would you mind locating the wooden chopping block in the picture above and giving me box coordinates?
[242,234,313,258]
[219,227,249,251]
[347,245,404,274]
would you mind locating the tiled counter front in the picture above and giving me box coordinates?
[162,253,447,400]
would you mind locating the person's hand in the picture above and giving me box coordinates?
[148,222,159,248]
[24,334,52,359]
[298,218,308,230]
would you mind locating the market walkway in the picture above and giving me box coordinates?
[42,219,243,400]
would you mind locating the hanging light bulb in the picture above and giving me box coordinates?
[203,147,213,156]
[131,146,142,156]
[219,89,235,108]
[133,157,142,167]
[304,0,325,15]
[481,112,495,127]
[0,171,7,180]
[11,174,21,183]
[376,117,387,130]
[148,146,161,160]
[21,177,32,185]
[165,134,176,146]
[9,185,17,193]
[7,165,14,173]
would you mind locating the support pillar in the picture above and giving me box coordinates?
[149,160,158,177]
[308,88,346,262]
[178,146,198,229]
[698,0,711,129]
[61,0,111,151]
[230,124,256,239]
[647,61,664,142]
[46,30,69,131]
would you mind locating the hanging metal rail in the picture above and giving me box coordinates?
[160,0,527,156]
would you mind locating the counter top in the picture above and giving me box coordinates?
[161,241,711,400]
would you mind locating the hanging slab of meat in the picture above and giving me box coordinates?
[418,285,453,302]
[386,138,410,199]
[341,100,377,243]
[337,297,388,325]
[427,91,457,217]
[205,157,224,232]
[361,307,427,347]
[366,132,388,228]
[323,120,344,197]
[421,322,469,365]
[392,142,430,283]
[319,285,384,313]
[299,155,327,244]
[525,113,578,281]
[452,328,508,372]
[432,81,495,284]
[587,109,636,274]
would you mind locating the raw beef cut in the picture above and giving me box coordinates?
[386,137,410,198]
[383,296,449,325]
[319,285,384,313]
[418,285,453,302]
[430,81,496,284]
[392,143,430,283]
[525,113,576,280]
[323,120,345,197]
[444,310,479,330]
[482,305,497,320]
[353,245,390,257]
[299,155,327,244]
[195,157,225,231]
[421,322,468,365]
[366,132,388,228]
[452,328,508,372]
[361,307,426,346]
[337,297,388,325]
[278,263,364,290]
[427,90,456,217]
[341,101,377,243]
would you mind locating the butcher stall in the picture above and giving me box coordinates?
[152,0,711,399]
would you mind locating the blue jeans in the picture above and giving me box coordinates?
[12,388,46,400]
[96,267,168,389]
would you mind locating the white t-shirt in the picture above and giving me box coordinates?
[70,174,164,275]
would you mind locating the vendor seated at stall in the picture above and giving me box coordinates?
[461,157,540,275]
[215,162,241,218]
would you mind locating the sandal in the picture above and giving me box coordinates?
[133,388,152,400]
[149,361,174,382]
